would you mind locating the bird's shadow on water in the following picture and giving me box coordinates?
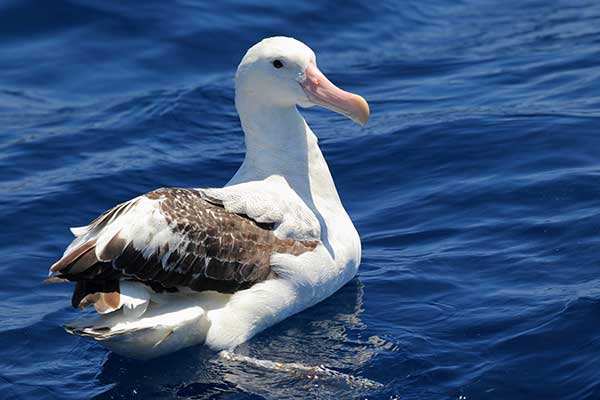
[92,278,382,399]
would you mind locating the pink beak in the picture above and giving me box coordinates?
[300,63,370,126]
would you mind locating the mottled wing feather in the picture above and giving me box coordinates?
[52,188,319,297]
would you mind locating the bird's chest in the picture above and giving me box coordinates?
[312,197,361,270]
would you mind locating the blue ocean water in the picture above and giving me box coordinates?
[1,0,600,398]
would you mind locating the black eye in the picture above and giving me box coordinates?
[272,59,284,69]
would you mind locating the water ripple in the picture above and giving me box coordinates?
[2,0,600,399]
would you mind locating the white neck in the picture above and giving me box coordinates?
[229,95,342,207]
[228,92,360,265]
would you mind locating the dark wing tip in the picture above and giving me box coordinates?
[50,239,97,273]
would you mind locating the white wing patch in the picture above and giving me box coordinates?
[58,196,175,273]
[200,175,321,241]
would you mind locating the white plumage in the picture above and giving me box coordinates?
[54,36,369,359]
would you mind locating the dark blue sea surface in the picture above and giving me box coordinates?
[1,0,600,399]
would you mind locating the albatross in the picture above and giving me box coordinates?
[48,36,370,359]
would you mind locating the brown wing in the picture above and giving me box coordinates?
[50,188,319,308]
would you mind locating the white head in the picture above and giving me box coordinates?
[236,37,369,126]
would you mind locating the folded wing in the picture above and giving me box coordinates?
[49,188,319,313]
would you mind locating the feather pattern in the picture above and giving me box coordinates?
[51,37,365,358]
[50,188,319,309]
